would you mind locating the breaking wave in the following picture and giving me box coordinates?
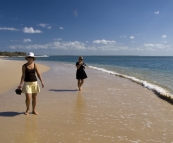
[88,65,173,100]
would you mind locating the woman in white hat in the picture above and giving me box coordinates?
[18,52,44,115]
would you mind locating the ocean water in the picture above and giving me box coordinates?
[7,56,173,98]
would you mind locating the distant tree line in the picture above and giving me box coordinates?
[0,51,26,57]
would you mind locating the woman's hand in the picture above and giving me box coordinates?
[18,85,22,89]
[41,82,44,88]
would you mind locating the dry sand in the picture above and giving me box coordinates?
[0,60,173,143]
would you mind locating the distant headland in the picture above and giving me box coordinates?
[0,51,49,58]
[0,51,26,57]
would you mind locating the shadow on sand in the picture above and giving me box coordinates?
[0,111,23,117]
[49,89,78,92]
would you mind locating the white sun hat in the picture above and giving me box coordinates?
[25,52,36,61]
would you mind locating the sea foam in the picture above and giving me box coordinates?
[88,66,173,100]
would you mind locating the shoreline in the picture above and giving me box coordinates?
[89,65,173,101]
[1,58,172,103]
[3,56,173,98]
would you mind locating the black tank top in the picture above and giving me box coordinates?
[24,63,37,82]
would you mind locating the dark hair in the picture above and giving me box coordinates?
[78,56,83,60]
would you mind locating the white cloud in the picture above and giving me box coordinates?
[10,44,51,50]
[0,27,19,31]
[162,35,166,38]
[38,23,47,27]
[23,39,32,43]
[120,36,126,38]
[11,39,172,53]
[9,39,173,55]
[54,38,63,41]
[74,10,78,17]
[53,41,86,50]
[144,44,154,47]
[23,27,42,33]
[47,26,51,29]
[10,41,86,51]
[91,45,128,51]
[144,43,170,49]
[59,27,64,30]
[38,23,51,29]
[130,36,134,39]
[132,48,144,51]
[155,11,159,14]
[93,39,115,44]
[9,40,131,52]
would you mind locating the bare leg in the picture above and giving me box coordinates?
[25,94,31,115]
[32,93,38,115]
[77,80,80,90]
[79,79,84,91]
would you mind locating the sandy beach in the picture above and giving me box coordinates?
[0,60,173,143]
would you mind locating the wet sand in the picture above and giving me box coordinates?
[0,61,173,143]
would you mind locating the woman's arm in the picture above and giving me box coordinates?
[76,62,83,69]
[35,64,44,88]
[18,65,25,89]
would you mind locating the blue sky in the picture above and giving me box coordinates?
[0,0,173,56]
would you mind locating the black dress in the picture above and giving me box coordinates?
[76,62,87,79]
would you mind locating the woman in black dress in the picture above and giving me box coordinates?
[76,56,87,91]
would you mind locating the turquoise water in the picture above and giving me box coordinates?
[7,56,173,95]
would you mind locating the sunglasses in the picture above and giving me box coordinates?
[28,57,34,59]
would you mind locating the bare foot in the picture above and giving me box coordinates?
[24,110,29,115]
[79,87,82,91]
[32,111,39,115]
